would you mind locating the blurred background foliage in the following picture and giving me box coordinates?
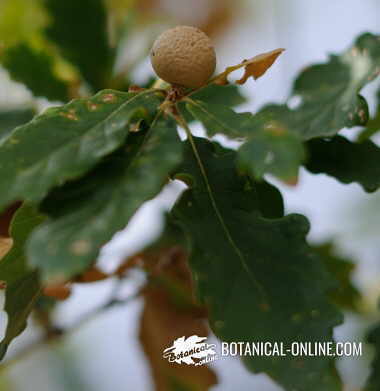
[0,0,380,390]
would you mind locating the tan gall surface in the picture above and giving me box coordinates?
[151,26,216,88]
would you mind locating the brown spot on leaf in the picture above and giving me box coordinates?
[0,237,13,259]
[70,240,91,255]
[358,109,367,123]
[60,109,78,121]
[102,93,117,103]
[87,102,100,111]
[129,85,146,93]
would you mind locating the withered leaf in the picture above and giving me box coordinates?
[213,48,285,85]
[74,266,108,283]
[139,247,217,391]
[43,283,72,301]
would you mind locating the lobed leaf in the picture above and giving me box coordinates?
[256,33,380,140]
[0,89,162,213]
[237,127,305,184]
[0,204,44,360]
[172,137,343,391]
[185,99,253,139]
[44,0,114,90]
[27,115,182,282]
[252,180,284,219]
[184,99,305,182]
[306,135,380,192]
[179,84,246,123]
[1,43,70,102]
[313,242,360,312]
[190,84,247,107]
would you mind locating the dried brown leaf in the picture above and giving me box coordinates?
[213,48,285,85]
[139,248,217,391]
[74,266,109,283]
[43,283,72,300]
[115,253,144,276]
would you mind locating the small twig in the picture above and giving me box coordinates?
[0,284,141,373]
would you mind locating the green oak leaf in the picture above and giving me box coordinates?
[185,99,253,138]
[27,115,182,282]
[184,99,305,182]
[313,242,360,312]
[179,84,246,123]
[0,204,44,360]
[306,135,380,192]
[0,89,162,213]
[1,43,70,102]
[191,84,246,107]
[366,323,380,390]
[156,176,284,251]
[0,107,35,142]
[172,137,343,391]
[256,33,380,140]
[44,0,114,90]
[251,180,284,219]
[237,127,305,184]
